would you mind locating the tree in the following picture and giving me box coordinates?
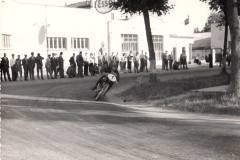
[201,11,225,32]
[201,0,229,74]
[112,0,173,73]
[201,0,240,97]
[202,22,211,32]
[226,0,240,97]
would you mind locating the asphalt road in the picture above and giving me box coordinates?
[1,67,240,160]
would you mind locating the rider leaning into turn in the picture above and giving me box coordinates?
[92,65,120,92]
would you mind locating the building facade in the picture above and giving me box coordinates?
[0,0,194,69]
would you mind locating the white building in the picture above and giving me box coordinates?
[0,0,194,69]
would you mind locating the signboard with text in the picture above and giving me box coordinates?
[95,0,114,14]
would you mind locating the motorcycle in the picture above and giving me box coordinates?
[94,73,118,101]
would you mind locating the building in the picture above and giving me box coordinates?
[192,32,211,61]
[192,24,230,65]
[0,0,194,69]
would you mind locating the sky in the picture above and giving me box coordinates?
[13,0,211,29]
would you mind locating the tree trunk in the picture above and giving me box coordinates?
[143,10,156,72]
[221,20,228,74]
[226,0,240,97]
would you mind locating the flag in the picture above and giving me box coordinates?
[184,16,189,25]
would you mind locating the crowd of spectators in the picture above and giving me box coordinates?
[0,50,150,82]
[0,49,194,82]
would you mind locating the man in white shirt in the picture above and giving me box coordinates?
[133,52,140,73]
[84,52,89,76]
[10,54,17,81]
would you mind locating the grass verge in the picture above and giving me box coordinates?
[159,92,240,115]
[120,74,229,102]
[120,74,240,115]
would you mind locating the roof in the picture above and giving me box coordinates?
[193,32,211,41]
[66,1,92,8]
[192,37,211,50]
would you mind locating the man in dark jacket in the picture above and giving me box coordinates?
[28,52,36,80]
[51,53,58,79]
[209,53,213,68]
[69,53,76,77]
[0,57,2,82]
[22,54,29,81]
[36,53,44,80]
[58,52,64,78]
[76,51,84,78]
[15,55,22,80]
[1,53,11,81]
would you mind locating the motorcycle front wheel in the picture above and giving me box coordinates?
[95,83,110,101]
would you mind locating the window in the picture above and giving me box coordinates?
[152,35,164,60]
[71,37,89,49]
[47,37,67,49]
[58,38,62,48]
[2,34,11,48]
[121,34,138,53]
[54,38,57,49]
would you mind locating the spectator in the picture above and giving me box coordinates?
[173,61,180,70]
[140,51,145,72]
[164,51,169,70]
[161,52,166,70]
[51,53,58,79]
[127,53,132,73]
[15,55,22,80]
[98,52,103,74]
[133,52,139,73]
[209,53,213,68]
[180,53,184,69]
[36,53,44,80]
[218,53,222,67]
[116,52,120,71]
[28,52,36,80]
[76,51,84,78]
[102,53,108,73]
[1,53,11,81]
[84,52,89,76]
[22,54,29,81]
[205,55,209,63]
[58,52,64,78]
[123,53,127,71]
[183,53,188,69]
[0,57,2,82]
[69,53,76,77]
[120,53,124,71]
[144,52,149,72]
[226,52,231,67]
[89,53,95,76]
[45,54,52,79]
[168,54,173,70]
[10,54,18,81]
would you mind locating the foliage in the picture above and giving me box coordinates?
[200,0,226,26]
[201,11,225,32]
[112,0,173,16]
[200,0,225,11]
[208,11,225,26]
